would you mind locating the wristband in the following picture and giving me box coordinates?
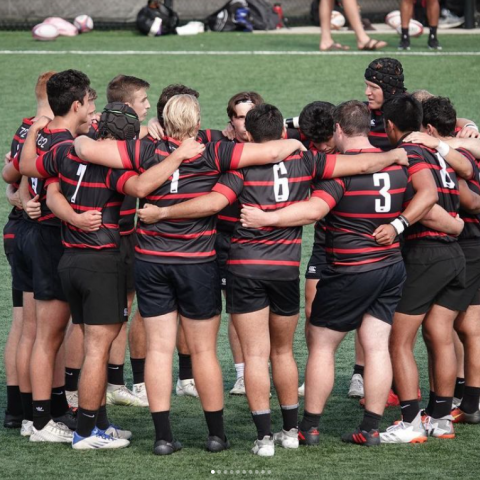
[437,140,450,157]
[464,123,479,131]
[398,214,410,229]
[390,218,405,235]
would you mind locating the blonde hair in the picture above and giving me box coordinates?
[163,94,201,140]
[411,89,434,103]
[35,71,56,101]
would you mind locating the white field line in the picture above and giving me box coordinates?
[0,49,479,56]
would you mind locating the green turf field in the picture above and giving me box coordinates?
[1,30,480,480]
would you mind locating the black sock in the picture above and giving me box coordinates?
[77,407,98,438]
[20,392,33,421]
[6,386,23,416]
[401,28,409,41]
[65,368,81,392]
[152,410,173,442]
[430,26,438,39]
[281,404,298,431]
[130,357,146,385]
[353,364,364,377]
[51,386,69,417]
[359,410,382,432]
[32,400,51,430]
[425,391,436,416]
[178,353,193,380]
[107,364,125,386]
[431,396,452,419]
[454,377,465,400]
[251,410,271,440]
[299,410,321,432]
[96,405,110,430]
[400,399,420,423]
[460,386,480,414]
[204,409,225,441]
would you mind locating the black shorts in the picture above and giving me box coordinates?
[13,221,66,302]
[120,233,136,293]
[6,252,23,308]
[305,243,328,280]
[135,260,222,320]
[215,232,231,290]
[396,241,466,315]
[470,289,480,306]
[226,273,300,316]
[455,240,480,310]
[58,250,127,326]
[310,261,406,332]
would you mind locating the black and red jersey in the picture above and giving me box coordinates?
[457,148,480,241]
[118,195,137,236]
[312,148,408,273]
[21,127,74,227]
[217,201,240,235]
[117,137,244,264]
[36,142,134,250]
[197,129,227,144]
[368,107,392,152]
[212,150,337,280]
[402,141,460,243]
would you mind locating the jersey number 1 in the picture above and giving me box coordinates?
[71,164,87,204]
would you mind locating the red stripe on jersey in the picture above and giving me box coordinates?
[409,163,430,175]
[59,173,105,188]
[117,171,138,195]
[243,200,302,210]
[135,140,140,171]
[312,190,337,210]
[62,241,117,249]
[120,228,135,236]
[231,238,302,246]
[38,213,56,222]
[36,155,51,178]
[146,192,208,201]
[137,228,216,239]
[406,231,448,240]
[333,255,391,266]
[121,208,137,216]
[214,142,221,172]
[464,218,480,223]
[344,188,406,196]
[230,143,244,171]
[323,154,337,179]
[331,210,402,218]
[4,234,14,239]
[227,259,300,266]
[72,204,102,212]
[212,183,238,205]
[244,176,313,186]
[368,132,388,137]
[326,243,400,254]
[12,155,20,172]
[135,246,216,257]
[437,188,459,195]
[206,129,212,143]
[218,215,238,223]
[117,141,133,169]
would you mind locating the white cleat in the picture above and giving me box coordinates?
[230,377,246,396]
[132,382,149,406]
[424,415,455,439]
[380,412,428,444]
[298,383,305,397]
[252,435,275,457]
[30,420,74,443]
[72,427,130,450]
[348,374,364,398]
[106,384,149,407]
[176,378,199,398]
[21,420,33,437]
[104,424,132,440]
[65,390,78,409]
[273,428,299,449]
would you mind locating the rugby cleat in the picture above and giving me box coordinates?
[153,439,182,456]
[176,378,199,398]
[298,383,305,397]
[106,384,148,407]
[298,426,320,446]
[252,435,275,457]
[206,435,230,452]
[348,374,364,398]
[53,407,77,431]
[104,424,133,440]
[30,420,74,443]
[398,37,411,51]
[341,428,380,447]
[20,420,34,437]
[66,390,78,409]
[380,412,428,444]
[424,415,455,439]
[428,36,442,50]
[273,428,299,449]
[4,412,22,429]
[451,407,480,424]
[229,377,246,396]
[72,427,130,450]
[132,383,149,406]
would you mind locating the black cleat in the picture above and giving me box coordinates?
[398,37,411,50]
[154,439,183,456]
[206,435,230,452]
[341,427,380,447]
[53,407,77,431]
[428,36,442,50]
[298,426,320,446]
[4,412,23,429]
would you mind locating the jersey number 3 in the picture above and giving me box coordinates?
[373,172,391,213]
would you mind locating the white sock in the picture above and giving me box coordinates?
[235,363,245,380]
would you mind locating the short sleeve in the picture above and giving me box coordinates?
[106,168,139,195]
[212,170,244,205]
[311,178,346,210]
